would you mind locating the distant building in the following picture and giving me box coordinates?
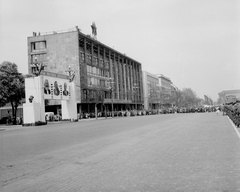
[204,95,213,105]
[155,74,173,107]
[170,84,178,95]
[141,72,176,110]
[218,90,240,104]
[142,71,160,110]
[155,74,172,94]
[0,100,24,121]
[27,26,144,114]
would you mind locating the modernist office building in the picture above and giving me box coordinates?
[156,74,173,107]
[142,71,160,110]
[156,74,172,95]
[142,72,175,110]
[27,26,143,114]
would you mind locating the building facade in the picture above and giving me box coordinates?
[204,95,213,105]
[218,90,240,104]
[155,74,172,107]
[27,27,143,114]
[142,71,160,110]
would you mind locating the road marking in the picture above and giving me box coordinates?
[228,116,240,139]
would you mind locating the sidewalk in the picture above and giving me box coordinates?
[0,124,24,131]
[0,117,113,131]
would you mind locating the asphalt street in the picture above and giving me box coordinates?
[0,113,240,191]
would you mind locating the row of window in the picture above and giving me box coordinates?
[87,77,108,88]
[79,41,128,63]
[81,53,140,84]
[87,65,110,78]
[80,53,110,69]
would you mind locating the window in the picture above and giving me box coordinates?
[87,65,93,73]
[99,59,104,68]
[80,53,85,61]
[31,54,46,63]
[93,57,98,65]
[86,55,92,64]
[106,62,109,69]
[92,67,96,74]
[31,41,46,51]
[88,77,92,85]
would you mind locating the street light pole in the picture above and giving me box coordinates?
[133,83,138,110]
[111,88,114,117]
[107,77,114,118]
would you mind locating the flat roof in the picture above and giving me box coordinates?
[28,26,141,65]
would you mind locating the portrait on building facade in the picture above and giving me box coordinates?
[44,79,51,95]
[54,81,60,96]
[43,76,69,100]
[63,82,69,96]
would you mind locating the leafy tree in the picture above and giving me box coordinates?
[0,61,25,124]
[169,89,182,107]
[181,88,200,108]
[159,87,171,107]
[169,88,201,108]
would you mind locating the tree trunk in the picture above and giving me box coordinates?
[10,101,17,125]
[14,105,18,125]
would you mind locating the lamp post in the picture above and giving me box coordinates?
[107,77,114,118]
[149,88,155,110]
[133,83,138,110]
[148,93,151,110]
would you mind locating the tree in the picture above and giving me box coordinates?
[168,88,201,108]
[169,89,182,107]
[181,88,200,108]
[0,61,25,125]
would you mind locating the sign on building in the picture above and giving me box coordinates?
[43,76,70,100]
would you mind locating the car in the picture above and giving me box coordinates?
[0,117,8,124]
[45,112,54,121]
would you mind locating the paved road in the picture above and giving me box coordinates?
[1,113,240,191]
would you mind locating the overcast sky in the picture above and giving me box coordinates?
[0,0,239,101]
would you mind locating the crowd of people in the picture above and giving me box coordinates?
[79,106,219,119]
[222,101,240,127]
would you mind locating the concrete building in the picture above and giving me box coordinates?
[155,74,172,107]
[218,90,240,104]
[204,95,213,105]
[27,26,143,114]
[142,71,160,110]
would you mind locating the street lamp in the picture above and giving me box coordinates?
[133,83,138,110]
[148,93,151,110]
[107,77,114,118]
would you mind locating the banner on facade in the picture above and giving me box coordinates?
[43,76,70,100]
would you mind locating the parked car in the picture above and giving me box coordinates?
[45,112,54,121]
[0,117,8,124]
